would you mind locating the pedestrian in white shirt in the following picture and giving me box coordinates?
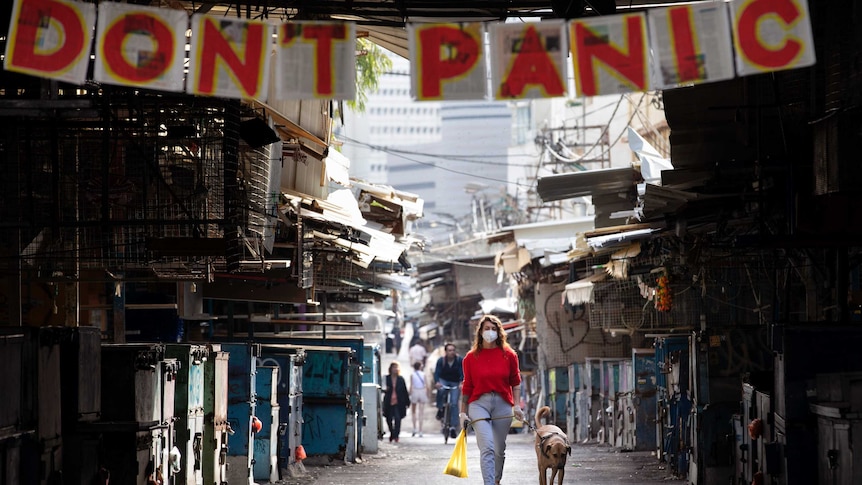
[409,361,428,437]
[409,340,428,367]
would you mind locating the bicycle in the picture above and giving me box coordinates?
[439,385,459,444]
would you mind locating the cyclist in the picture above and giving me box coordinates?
[434,342,463,437]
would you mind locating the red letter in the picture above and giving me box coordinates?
[499,25,565,98]
[736,0,802,68]
[573,16,647,96]
[417,26,480,98]
[196,18,266,96]
[668,7,702,83]
[102,13,174,83]
[301,24,347,97]
[7,0,87,74]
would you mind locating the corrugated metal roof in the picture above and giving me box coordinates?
[280,190,409,268]
[537,167,637,202]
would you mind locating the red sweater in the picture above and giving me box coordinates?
[461,346,521,406]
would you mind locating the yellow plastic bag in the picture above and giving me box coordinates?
[443,428,468,478]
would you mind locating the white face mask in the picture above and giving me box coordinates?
[482,330,498,343]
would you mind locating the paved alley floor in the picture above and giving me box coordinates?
[273,326,684,484]
[279,429,685,485]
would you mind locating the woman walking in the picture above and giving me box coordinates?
[459,315,524,485]
[409,361,428,437]
[382,361,410,442]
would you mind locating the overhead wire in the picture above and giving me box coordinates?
[339,91,650,192]
[355,144,534,188]
[337,135,542,168]
[543,93,648,165]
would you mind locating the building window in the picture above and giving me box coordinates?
[512,103,531,145]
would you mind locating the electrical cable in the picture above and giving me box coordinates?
[337,135,541,167]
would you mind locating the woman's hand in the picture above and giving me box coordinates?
[459,412,470,424]
[513,406,525,422]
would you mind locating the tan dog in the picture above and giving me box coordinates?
[534,406,571,485]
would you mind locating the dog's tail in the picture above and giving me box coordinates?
[535,405,551,426]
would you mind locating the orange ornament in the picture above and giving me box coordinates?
[748,418,763,440]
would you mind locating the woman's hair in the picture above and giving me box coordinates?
[413,361,422,371]
[389,361,401,374]
[470,314,510,354]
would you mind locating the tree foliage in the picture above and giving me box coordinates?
[349,38,393,113]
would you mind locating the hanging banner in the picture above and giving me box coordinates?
[3,0,817,101]
[409,22,486,100]
[4,0,95,85]
[648,3,735,89]
[570,13,649,97]
[94,2,188,92]
[730,0,816,76]
[275,21,356,100]
[490,20,568,100]
[187,14,272,100]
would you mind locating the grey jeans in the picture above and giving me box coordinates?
[468,391,513,485]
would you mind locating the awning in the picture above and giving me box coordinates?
[374,273,415,293]
[502,320,524,334]
[358,25,409,58]
[479,297,517,315]
[351,180,425,220]
[563,273,608,305]
[418,323,439,341]
[537,167,636,202]
[496,242,532,274]
[587,227,657,250]
[245,99,328,152]
[325,148,351,186]
[281,190,409,268]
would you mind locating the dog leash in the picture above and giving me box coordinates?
[464,415,538,434]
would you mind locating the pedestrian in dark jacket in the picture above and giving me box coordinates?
[382,361,410,442]
[434,342,464,433]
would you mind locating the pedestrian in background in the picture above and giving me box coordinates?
[409,338,427,367]
[383,361,410,443]
[459,315,524,485]
[434,342,463,435]
[409,361,428,437]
